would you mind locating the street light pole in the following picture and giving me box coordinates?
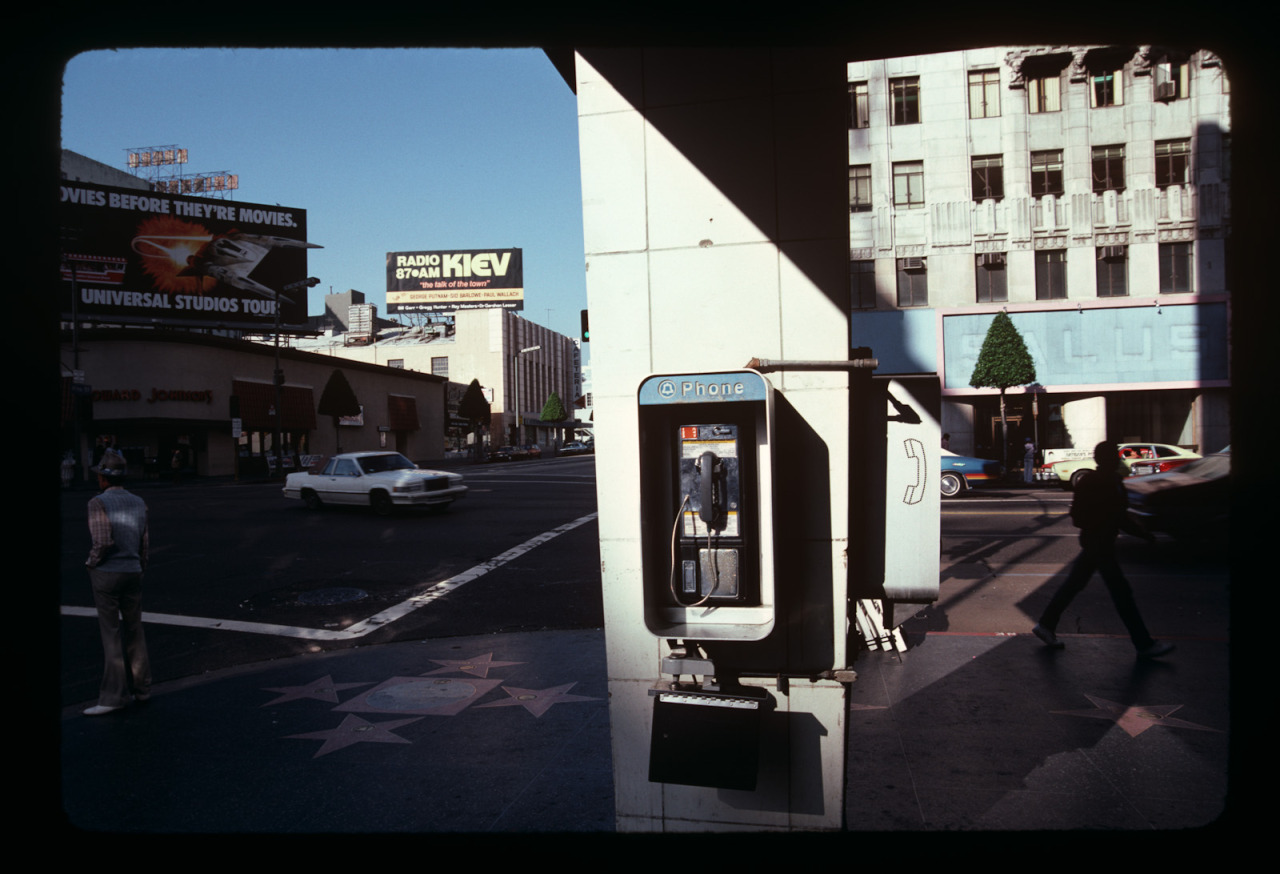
[515,344,540,446]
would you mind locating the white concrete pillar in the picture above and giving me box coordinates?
[576,47,853,831]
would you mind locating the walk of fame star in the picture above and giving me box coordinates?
[421,652,525,678]
[474,682,599,718]
[261,675,371,707]
[1052,694,1222,738]
[286,714,423,757]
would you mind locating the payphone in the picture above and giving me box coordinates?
[637,370,776,642]
[638,370,778,789]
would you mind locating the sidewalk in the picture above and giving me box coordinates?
[60,627,1229,833]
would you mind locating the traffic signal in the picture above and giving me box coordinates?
[580,309,590,342]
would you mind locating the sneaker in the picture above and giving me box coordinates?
[1033,624,1064,649]
[83,704,125,717]
[1137,641,1175,660]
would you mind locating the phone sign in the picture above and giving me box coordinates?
[639,371,770,405]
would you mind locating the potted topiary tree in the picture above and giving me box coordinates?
[969,311,1037,474]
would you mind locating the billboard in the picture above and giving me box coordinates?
[386,248,523,314]
[59,181,319,330]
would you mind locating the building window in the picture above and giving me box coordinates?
[972,155,1004,201]
[975,253,1007,303]
[890,77,920,125]
[850,260,876,309]
[1154,62,1189,101]
[1031,149,1064,197]
[1155,140,1191,188]
[1089,69,1123,107]
[893,161,924,209]
[1028,73,1061,113]
[431,356,449,377]
[1092,145,1125,192]
[1159,242,1194,293]
[968,69,1000,118]
[848,81,869,129]
[896,257,928,307]
[387,359,405,369]
[848,165,872,212]
[1035,249,1067,300]
[1096,246,1128,297]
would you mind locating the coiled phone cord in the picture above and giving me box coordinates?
[669,494,722,607]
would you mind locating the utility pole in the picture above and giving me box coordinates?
[274,276,320,478]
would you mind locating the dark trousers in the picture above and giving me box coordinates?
[89,567,152,707]
[1039,529,1155,650]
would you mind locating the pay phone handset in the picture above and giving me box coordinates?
[671,424,750,607]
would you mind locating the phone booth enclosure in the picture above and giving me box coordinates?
[637,371,776,642]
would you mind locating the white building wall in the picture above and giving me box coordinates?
[284,308,581,447]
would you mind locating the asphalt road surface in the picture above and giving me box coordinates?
[58,470,1227,708]
[59,455,601,708]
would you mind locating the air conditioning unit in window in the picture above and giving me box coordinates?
[1097,246,1125,261]
[977,252,1006,267]
[1154,81,1177,102]
[902,257,926,271]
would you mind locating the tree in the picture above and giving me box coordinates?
[540,390,568,423]
[540,391,568,453]
[317,369,360,454]
[458,379,491,458]
[969,311,1037,469]
[458,379,490,425]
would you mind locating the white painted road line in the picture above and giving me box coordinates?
[60,512,599,642]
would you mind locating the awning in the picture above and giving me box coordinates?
[232,380,316,430]
[388,394,420,432]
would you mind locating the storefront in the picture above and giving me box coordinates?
[851,296,1230,462]
[60,329,446,483]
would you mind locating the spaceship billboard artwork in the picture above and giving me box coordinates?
[59,181,320,330]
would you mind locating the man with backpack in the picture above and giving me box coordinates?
[1032,441,1175,660]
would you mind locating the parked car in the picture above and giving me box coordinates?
[486,444,541,462]
[562,441,593,456]
[1125,447,1230,541]
[1048,442,1200,489]
[283,451,466,515]
[487,445,518,463]
[940,450,1003,497]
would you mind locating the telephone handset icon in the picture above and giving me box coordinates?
[902,438,925,505]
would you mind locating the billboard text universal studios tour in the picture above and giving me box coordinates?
[59,181,318,330]
[385,248,523,314]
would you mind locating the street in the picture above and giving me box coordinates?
[58,465,1230,833]
[59,468,1228,708]
[59,455,602,709]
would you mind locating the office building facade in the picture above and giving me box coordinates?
[847,46,1231,459]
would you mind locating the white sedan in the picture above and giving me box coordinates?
[283,451,466,515]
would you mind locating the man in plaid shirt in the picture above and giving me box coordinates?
[83,449,152,716]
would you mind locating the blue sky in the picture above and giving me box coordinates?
[60,48,588,344]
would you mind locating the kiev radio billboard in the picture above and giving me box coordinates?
[386,248,523,314]
[59,181,319,330]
